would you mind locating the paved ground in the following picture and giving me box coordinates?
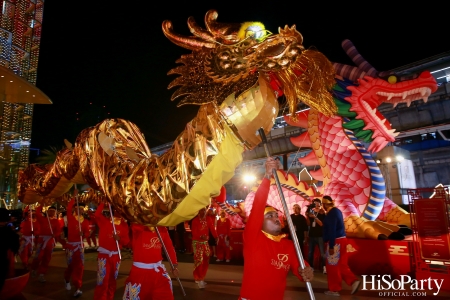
[5,243,450,300]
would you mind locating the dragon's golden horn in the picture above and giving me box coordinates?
[204,9,241,41]
[278,25,304,45]
[162,20,215,50]
[187,16,215,42]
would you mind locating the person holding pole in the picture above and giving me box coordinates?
[31,205,63,282]
[64,190,90,297]
[215,209,232,263]
[239,157,314,300]
[123,224,179,300]
[191,206,218,289]
[86,209,98,249]
[18,206,40,270]
[93,202,129,300]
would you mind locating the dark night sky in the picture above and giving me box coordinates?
[30,2,449,154]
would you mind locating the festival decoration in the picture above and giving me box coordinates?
[268,40,436,239]
[19,10,336,226]
[216,40,438,240]
[18,12,437,235]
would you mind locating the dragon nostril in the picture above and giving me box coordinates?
[419,71,432,78]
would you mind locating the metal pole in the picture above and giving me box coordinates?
[155,227,186,297]
[108,203,121,260]
[74,185,84,249]
[30,205,34,251]
[45,207,56,245]
[258,128,315,300]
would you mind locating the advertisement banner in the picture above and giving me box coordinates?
[415,198,450,261]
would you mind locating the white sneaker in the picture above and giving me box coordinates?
[73,289,83,297]
[323,266,327,274]
[65,281,71,290]
[351,280,361,295]
[226,259,230,262]
[197,281,206,289]
[324,290,340,297]
[216,259,222,262]
[38,274,46,282]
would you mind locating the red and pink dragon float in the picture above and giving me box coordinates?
[214,39,437,240]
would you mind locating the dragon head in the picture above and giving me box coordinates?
[163,10,337,148]
[336,72,437,152]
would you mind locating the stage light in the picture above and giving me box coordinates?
[243,174,256,183]
[385,157,392,163]
[396,155,404,162]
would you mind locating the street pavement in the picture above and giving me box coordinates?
[8,243,450,300]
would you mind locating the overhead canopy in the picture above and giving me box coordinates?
[0,65,52,104]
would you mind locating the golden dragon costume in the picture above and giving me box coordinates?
[19,10,437,236]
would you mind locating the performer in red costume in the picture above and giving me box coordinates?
[190,206,218,289]
[93,202,130,300]
[123,224,179,300]
[239,157,314,300]
[31,205,63,282]
[64,194,90,298]
[18,206,40,270]
[86,209,98,249]
[215,210,231,262]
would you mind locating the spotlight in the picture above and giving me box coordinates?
[243,174,256,183]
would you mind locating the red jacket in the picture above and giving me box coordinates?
[20,218,40,236]
[240,178,306,300]
[20,206,40,236]
[67,199,90,243]
[130,224,177,264]
[35,206,61,237]
[95,203,130,251]
[216,218,231,237]
[191,214,217,241]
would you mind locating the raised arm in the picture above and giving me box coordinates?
[244,157,278,240]
[35,205,44,221]
[119,220,130,247]
[207,217,218,239]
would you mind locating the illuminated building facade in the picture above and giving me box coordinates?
[0,0,50,208]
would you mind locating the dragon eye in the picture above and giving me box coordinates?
[388,75,397,84]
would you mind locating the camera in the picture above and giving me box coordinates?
[306,203,316,212]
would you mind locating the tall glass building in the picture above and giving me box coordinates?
[0,0,51,208]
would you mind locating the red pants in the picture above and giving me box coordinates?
[93,253,121,300]
[123,264,173,300]
[31,236,54,275]
[64,243,85,290]
[87,230,97,247]
[18,236,33,269]
[193,241,210,281]
[216,236,231,261]
[325,238,358,292]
